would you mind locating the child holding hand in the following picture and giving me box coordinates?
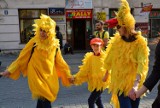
[73,38,110,108]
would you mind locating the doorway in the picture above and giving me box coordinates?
[73,19,86,50]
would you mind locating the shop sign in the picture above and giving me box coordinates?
[135,23,148,35]
[48,8,65,15]
[51,16,65,23]
[149,11,160,18]
[65,0,92,9]
[141,3,153,13]
[96,12,106,21]
[66,9,92,19]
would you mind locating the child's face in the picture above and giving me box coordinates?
[91,44,102,54]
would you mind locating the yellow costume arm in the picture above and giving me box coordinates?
[55,48,71,87]
[74,53,91,85]
[137,37,149,87]
[7,38,35,80]
[104,37,115,70]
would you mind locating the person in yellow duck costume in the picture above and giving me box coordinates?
[73,38,110,108]
[103,0,150,108]
[0,14,73,108]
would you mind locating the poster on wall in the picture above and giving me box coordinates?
[96,12,106,21]
[141,3,153,13]
[65,0,92,9]
[140,3,152,16]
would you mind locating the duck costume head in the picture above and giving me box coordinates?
[105,0,135,34]
[32,14,59,52]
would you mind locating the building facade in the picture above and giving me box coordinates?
[0,0,160,51]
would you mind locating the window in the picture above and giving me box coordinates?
[150,19,160,38]
[19,9,47,44]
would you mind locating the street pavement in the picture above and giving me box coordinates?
[0,39,159,108]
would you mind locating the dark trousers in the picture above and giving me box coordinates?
[88,89,104,108]
[36,98,51,108]
[153,85,160,108]
[118,93,140,108]
[152,95,160,108]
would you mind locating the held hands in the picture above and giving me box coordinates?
[128,75,142,100]
[68,76,75,84]
[128,88,146,100]
[135,85,148,99]
[128,83,147,100]
[0,70,10,78]
[128,87,137,101]
[128,79,139,100]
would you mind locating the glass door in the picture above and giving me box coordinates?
[66,20,73,45]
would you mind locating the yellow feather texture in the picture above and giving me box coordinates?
[74,52,111,92]
[32,14,59,53]
[116,0,135,34]
[104,31,149,108]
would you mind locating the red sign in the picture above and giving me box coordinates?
[66,9,92,19]
[141,4,153,13]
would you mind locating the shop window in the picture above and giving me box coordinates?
[150,19,160,38]
[66,21,73,43]
[19,9,47,44]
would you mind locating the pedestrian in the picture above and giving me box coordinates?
[0,14,73,108]
[134,39,160,108]
[94,20,110,50]
[103,0,150,108]
[56,25,63,49]
[63,41,73,54]
[73,38,110,108]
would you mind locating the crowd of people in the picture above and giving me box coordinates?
[0,0,160,108]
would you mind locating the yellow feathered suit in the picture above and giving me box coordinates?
[74,51,110,92]
[7,14,72,102]
[104,32,149,108]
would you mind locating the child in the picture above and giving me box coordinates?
[73,38,110,108]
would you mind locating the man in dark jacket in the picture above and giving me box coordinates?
[56,26,63,49]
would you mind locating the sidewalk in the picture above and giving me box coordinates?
[0,38,159,108]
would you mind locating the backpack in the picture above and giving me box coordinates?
[96,31,106,39]
[28,43,58,63]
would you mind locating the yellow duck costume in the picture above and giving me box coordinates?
[74,51,110,92]
[7,14,72,102]
[104,0,150,108]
